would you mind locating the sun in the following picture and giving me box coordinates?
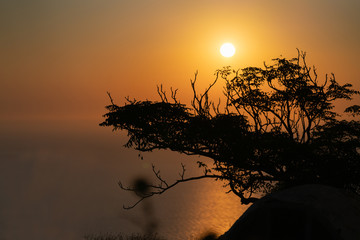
[220,43,236,57]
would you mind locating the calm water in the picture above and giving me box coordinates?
[0,118,248,240]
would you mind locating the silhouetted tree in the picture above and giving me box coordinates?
[100,50,360,208]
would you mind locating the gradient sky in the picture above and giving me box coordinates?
[1,0,359,120]
[1,1,360,239]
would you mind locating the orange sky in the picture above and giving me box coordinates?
[1,1,360,239]
[1,0,360,120]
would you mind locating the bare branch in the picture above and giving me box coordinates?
[190,71,219,117]
[157,85,168,102]
[120,174,226,209]
[170,87,179,103]
[179,163,186,179]
[152,164,168,188]
[107,91,115,105]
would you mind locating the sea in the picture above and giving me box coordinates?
[0,117,248,240]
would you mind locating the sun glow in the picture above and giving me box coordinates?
[220,43,236,57]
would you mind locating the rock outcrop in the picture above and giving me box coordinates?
[219,184,360,240]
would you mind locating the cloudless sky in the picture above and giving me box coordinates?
[1,0,359,120]
[1,1,360,239]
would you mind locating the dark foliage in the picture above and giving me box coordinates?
[100,50,360,207]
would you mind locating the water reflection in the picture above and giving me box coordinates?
[0,118,248,240]
[154,179,247,240]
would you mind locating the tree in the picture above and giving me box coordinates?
[100,50,360,208]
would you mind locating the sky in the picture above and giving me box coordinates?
[1,0,360,239]
[1,0,359,120]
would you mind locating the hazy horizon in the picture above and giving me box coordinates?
[1,0,360,239]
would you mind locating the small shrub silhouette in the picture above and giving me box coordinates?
[84,233,165,240]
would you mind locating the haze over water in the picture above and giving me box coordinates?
[0,118,247,240]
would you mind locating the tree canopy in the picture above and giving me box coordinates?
[100,51,360,208]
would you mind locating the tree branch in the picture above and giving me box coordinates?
[120,172,226,209]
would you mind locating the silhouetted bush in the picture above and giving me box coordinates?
[101,50,360,207]
[84,233,166,240]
